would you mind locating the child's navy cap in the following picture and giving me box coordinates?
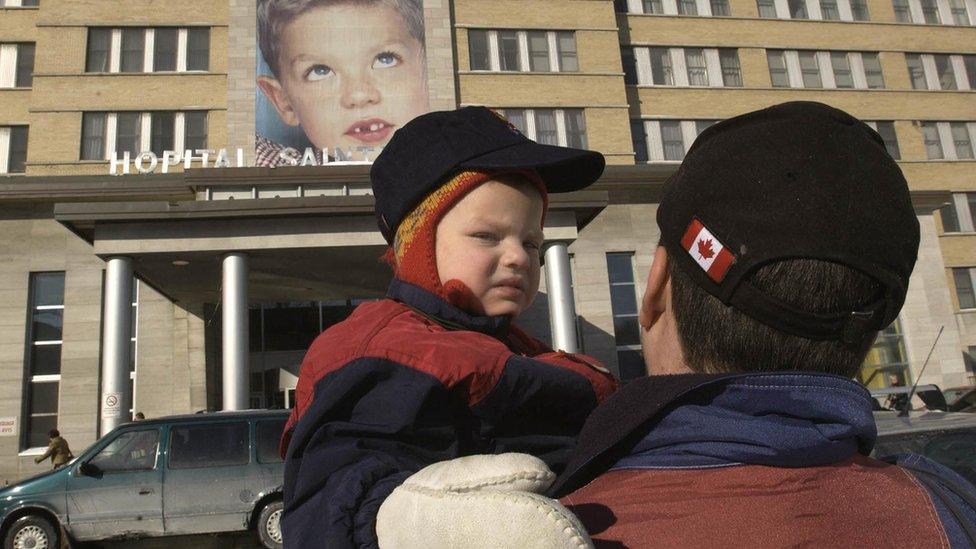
[657,101,920,343]
[370,106,605,244]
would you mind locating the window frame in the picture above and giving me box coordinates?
[21,272,65,452]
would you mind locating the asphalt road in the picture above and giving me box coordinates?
[77,532,263,548]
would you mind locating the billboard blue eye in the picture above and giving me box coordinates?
[305,64,333,81]
[373,52,401,69]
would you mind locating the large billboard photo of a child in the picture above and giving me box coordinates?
[256,0,430,166]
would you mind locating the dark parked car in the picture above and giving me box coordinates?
[873,411,976,486]
[0,410,287,549]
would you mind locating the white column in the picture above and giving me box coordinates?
[937,122,958,160]
[0,127,10,174]
[547,32,560,72]
[936,0,955,22]
[524,109,538,140]
[634,47,652,85]
[109,29,122,73]
[487,31,500,71]
[785,50,804,87]
[704,49,723,86]
[849,52,868,88]
[908,0,926,20]
[143,29,155,72]
[663,0,680,14]
[99,257,133,435]
[646,121,664,161]
[696,0,713,15]
[951,55,970,89]
[222,252,249,411]
[680,121,699,153]
[516,31,530,71]
[174,112,186,152]
[140,113,152,152]
[818,51,837,87]
[5,0,22,6]
[177,29,188,72]
[921,55,941,90]
[806,0,824,18]
[106,113,118,159]
[774,0,791,17]
[670,48,689,86]
[966,0,976,24]
[555,110,568,146]
[838,0,855,19]
[0,44,17,88]
[955,193,975,232]
[627,0,645,12]
[543,242,579,354]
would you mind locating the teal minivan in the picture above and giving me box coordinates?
[0,410,288,549]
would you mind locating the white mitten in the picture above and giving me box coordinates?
[376,453,593,549]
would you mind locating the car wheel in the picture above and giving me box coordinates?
[3,514,59,549]
[256,499,283,549]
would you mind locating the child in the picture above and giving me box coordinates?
[256,0,430,166]
[280,107,618,548]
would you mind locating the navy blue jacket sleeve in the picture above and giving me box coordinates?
[282,358,480,549]
[888,453,976,548]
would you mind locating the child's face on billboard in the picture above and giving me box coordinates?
[260,4,429,153]
[435,178,545,318]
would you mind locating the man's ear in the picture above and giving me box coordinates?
[257,75,301,127]
[639,245,670,330]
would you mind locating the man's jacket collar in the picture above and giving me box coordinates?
[387,278,512,337]
[550,372,876,497]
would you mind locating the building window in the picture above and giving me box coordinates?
[907,53,974,90]
[788,0,809,18]
[919,121,976,160]
[758,0,778,17]
[940,193,976,233]
[768,50,789,87]
[86,27,211,73]
[719,49,742,86]
[711,0,731,15]
[862,53,885,88]
[80,111,209,160]
[865,121,901,159]
[685,48,708,86]
[0,43,34,88]
[678,0,699,15]
[496,109,587,147]
[950,0,971,24]
[129,281,138,418]
[799,51,823,88]
[606,253,644,381]
[860,320,910,390]
[922,122,944,159]
[893,0,912,21]
[23,272,64,450]
[821,0,841,19]
[0,126,28,174]
[632,118,720,162]
[467,30,578,73]
[831,52,854,88]
[920,0,942,22]
[954,268,976,309]
[630,46,739,87]
[849,0,870,19]
[0,0,40,6]
[644,0,666,13]
[468,30,490,70]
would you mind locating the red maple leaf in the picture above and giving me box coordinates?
[697,238,715,260]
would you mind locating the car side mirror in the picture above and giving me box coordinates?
[78,462,100,477]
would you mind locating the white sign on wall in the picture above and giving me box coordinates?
[101,392,122,419]
[0,417,16,437]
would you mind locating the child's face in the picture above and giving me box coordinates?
[435,178,545,318]
[259,3,429,153]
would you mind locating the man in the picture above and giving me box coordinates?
[34,429,73,469]
[375,102,976,548]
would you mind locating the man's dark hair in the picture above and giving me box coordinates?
[669,256,882,378]
[48,429,59,438]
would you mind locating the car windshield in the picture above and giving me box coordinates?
[873,428,976,485]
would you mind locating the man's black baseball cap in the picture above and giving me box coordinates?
[371,106,605,244]
[657,101,920,343]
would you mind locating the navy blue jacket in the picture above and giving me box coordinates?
[556,373,976,547]
[281,279,617,548]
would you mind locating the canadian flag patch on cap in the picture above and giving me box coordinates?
[680,219,735,283]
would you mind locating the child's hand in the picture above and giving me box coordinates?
[376,453,593,548]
